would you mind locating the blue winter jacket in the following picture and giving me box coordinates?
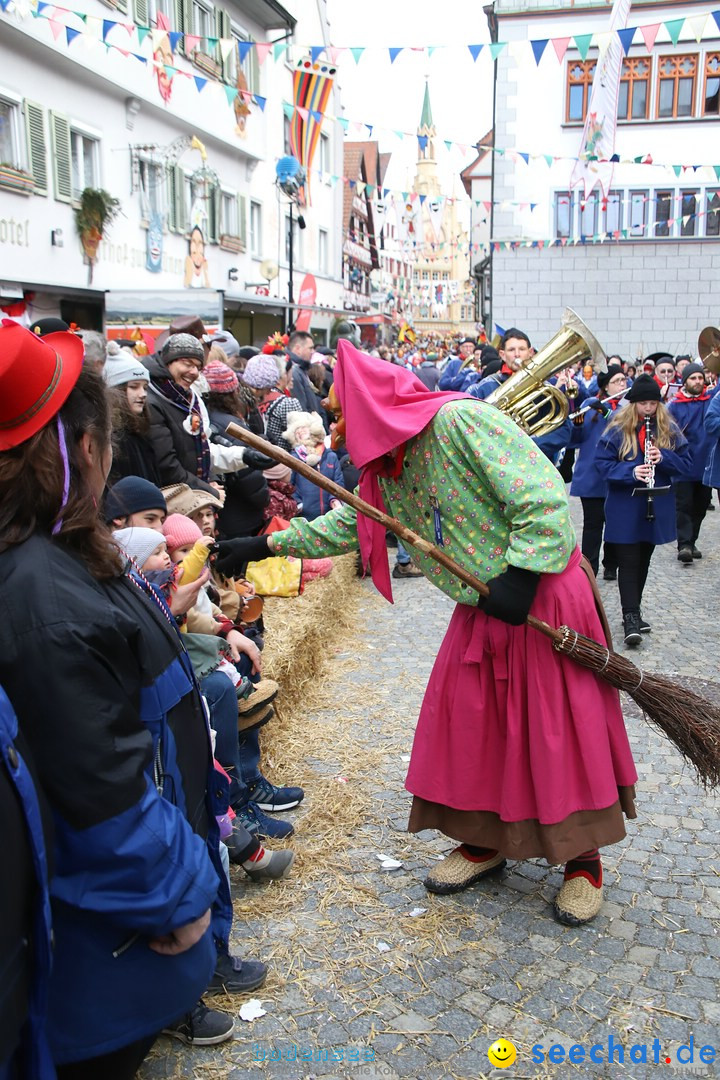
[703,389,720,488]
[291,446,346,520]
[569,406,619,499]
[0,687,54,1080]
[0,535,231,1065]
[595,423,692,545]
[668,389,717,482]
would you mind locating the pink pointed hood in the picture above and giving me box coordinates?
[333,340,470,601]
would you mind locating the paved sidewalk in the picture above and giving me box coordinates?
[141,499,720,1080]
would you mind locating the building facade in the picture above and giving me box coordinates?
[408,84,475,338]
[489,0,719,359]
[0,0,346,345]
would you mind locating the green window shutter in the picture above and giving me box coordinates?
[176,0,191,53]
[249,37,259,93]
[23,100,48,196]
[134,0,148,27]
[113,0,128,13]
[50,111,72,203]
[216,8,231,74]
[238,193,246,248]
[166,167,177,231]
[176,168,188,233]
[208,185,220,243]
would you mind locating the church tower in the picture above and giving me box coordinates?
[414,80,441,199]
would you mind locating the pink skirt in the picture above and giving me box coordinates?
[405,548,638,828]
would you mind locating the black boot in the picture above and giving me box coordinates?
[638,613,651,633]
[623,611,642,647]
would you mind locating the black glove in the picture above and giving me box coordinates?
[583,397,609,416]
[243,448,275,470]
[215,535,271,576]
[479,565,540,626]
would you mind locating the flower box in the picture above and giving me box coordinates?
[0,165,34,196]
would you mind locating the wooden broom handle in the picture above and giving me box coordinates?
[226,422,559,642]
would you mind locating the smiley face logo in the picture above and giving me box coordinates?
[488,1038,517,1068]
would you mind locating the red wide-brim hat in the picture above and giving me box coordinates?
[0,319,85,451]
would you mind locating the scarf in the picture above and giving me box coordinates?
[155,377,211,482]
[333,341,469,602]
[673,389,711,404]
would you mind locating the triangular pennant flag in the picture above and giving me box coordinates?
[337,116,349,130]
[489,41,506,61]
[365,183,374,197]
[205,37,217,49]
[543,154,553,167]
[66,25,81,44]
[150,29,167,48]
[714,165,720,181]
[640,23,660,50]
[48,19,64,39]
[327,46,342,63]
[297,106,309,121]
[238,40,252,62]
[36,1,49,12]
[350,47,364,63]
[664,18,684,45]
[224,85,237,105]
[255,42,271,65]
[311,109,322,123]
[552,36,570,62]
[518,152,529,164]
[688,14,707,41]
[574,34,592,59]
[444,139,452,151]
[595,31,613,57]
[310,45,324,62]
[282,102,294,120]
[366,124,373,136]
[137,26,150,45]
[219,37,234,61]
[185,34,200,52]
[418,135,428,152]
[672,164,682,176]
[194,75,207,91]
[133,53,147,64]
[617,26,635,54]
[531,39,548,65]
[164,64,176,79]
[273,41,288,61]
[389,47,403,63]
[468,44,483,61]
[102,19,115,41]
[713,11,720,34]
[168,31,182,51]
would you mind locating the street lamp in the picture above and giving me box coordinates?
[275,156,306,331]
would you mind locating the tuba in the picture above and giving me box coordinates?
[486,309,607,437]
[698,325,720,373]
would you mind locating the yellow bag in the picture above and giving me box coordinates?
[245,555,303,597]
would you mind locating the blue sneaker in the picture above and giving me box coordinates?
[235,801,294,840]
[248,775,305,813]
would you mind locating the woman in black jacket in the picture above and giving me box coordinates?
[105,343,162,485]
[0,322,230,1076]
[202,359,271,538]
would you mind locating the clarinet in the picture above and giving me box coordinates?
[644,417,656,522]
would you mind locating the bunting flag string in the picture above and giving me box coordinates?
[7,0,720,182]
[6,0,720,70]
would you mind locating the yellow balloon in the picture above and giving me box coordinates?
[488,1038,517,1069]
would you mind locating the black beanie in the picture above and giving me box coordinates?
[680,362,704,384]
[104,477,167,522]
[626,374,661,403]
[597,364,623,392]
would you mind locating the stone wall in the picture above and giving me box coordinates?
[492,242,718,358]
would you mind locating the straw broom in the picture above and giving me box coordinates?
[227,423,720,788]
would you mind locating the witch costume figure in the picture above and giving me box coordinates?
[215,341,638,926]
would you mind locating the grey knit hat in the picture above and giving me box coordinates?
[680,362,705,384]
[112,527,167,569]
[161,333,205,367]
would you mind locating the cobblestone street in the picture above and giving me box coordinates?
[142,498,720,1080]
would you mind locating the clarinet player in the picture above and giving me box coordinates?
[595,375,692,647]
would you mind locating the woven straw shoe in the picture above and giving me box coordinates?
[553,877,604,926]
[237,678,279,716]
[424,847,506,895]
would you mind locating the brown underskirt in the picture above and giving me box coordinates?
[408,786,637,865]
